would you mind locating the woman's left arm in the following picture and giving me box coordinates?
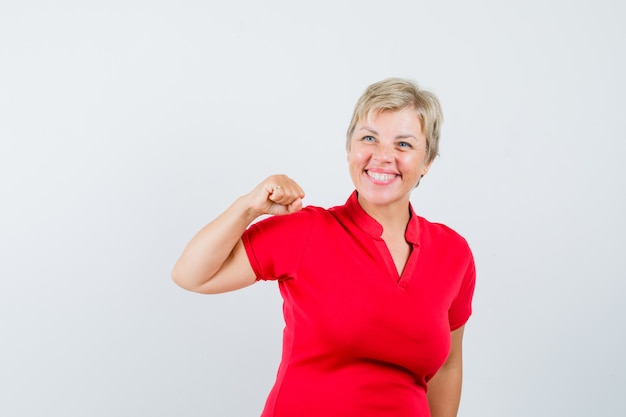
[427,325,465,417]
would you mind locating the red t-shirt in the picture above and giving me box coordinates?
[242,191,476,417]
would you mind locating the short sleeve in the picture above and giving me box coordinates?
[448,251,476,330]
[242,208,317,281]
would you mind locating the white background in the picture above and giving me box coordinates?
[1,1,625,416]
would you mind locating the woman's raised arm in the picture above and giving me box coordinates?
[171,174,304,294]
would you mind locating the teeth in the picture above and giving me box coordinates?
[367,171,396,181]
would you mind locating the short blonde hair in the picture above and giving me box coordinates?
[346,78,443,164]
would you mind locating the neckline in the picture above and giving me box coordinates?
[342,191,420,245]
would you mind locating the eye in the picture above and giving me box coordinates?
[362,135,376,142]
[397,141,413,149]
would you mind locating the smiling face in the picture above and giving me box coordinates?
[347,107,432,214]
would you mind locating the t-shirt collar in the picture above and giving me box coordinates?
[345,190,420,245]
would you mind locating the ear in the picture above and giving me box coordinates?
[420,160,433,177]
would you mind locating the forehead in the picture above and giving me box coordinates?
[358,107,424,132]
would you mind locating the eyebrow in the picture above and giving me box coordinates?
[358,127,418,141]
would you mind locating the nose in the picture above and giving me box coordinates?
[373,143,394,162]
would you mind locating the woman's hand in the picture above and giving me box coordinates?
[245,174,305,217]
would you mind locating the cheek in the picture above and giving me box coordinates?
[400,157,426,177]
[347,148,364,165]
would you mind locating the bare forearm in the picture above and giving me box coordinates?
[171,196,258,291]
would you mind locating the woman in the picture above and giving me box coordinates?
[172,78,476,417]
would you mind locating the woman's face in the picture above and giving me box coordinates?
[347,107,431,213]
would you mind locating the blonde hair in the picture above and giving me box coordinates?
[346,78,443,164]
